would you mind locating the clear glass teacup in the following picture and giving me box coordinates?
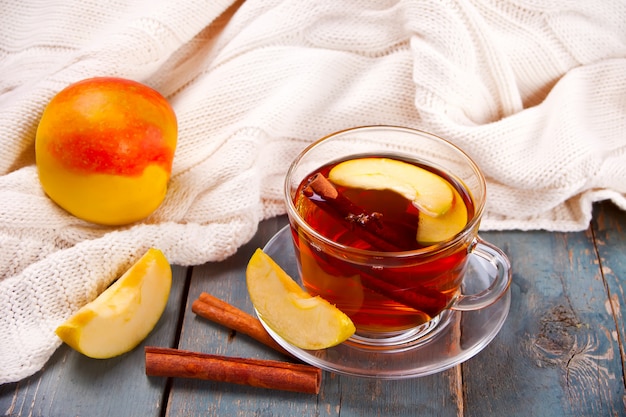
[284,126,511,350]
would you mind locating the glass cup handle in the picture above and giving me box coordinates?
[452,237,512,311]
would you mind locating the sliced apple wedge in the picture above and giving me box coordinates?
[246,249,355,350]
[328,157,454,217]
[55,248,172,359]
[417,187,468,245]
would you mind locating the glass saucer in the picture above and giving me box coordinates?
[259,226,511,379]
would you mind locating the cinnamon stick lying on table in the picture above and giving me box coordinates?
[191,292,292,357]
[145,347,321,394]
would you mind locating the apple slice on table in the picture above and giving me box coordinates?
[246,249,355,350]
[55,248,172,359]
[328,157,454,217]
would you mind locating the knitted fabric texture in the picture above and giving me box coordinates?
[1,0,625,384]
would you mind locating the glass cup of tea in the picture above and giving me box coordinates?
[284,126,511,351]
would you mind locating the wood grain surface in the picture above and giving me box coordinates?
[1,202,624,417]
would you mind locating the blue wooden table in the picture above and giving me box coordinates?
[1,201,625,417]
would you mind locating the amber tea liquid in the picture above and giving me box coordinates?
[291,155,475,334]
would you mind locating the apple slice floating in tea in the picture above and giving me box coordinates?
[328,157,468,245]
[328,157,454,217]
[417,187,468,245]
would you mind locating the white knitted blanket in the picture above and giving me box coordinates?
[1,0,625,384]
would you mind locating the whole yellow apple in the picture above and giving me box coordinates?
[35,77,177,225]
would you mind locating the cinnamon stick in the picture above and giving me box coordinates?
[192,292,292,358]
[302,173,448,314]
[145,347,321,394]
[303,173,416,251]
[350,267,448,317]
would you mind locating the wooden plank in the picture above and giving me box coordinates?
[463,202,625,416]
[320,370,462,417]
[167,216,462,417]
[592,202,626,386]
[0,265,189,417]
